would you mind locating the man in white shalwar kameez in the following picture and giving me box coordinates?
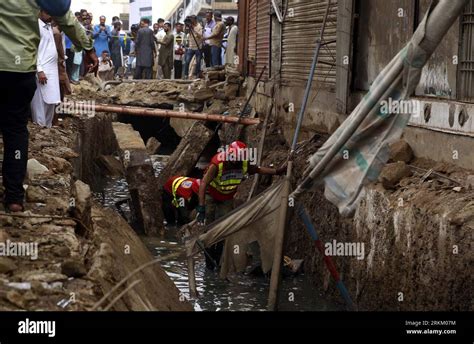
[31,10,61,128]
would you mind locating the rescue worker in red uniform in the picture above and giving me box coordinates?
[197,141,286,269]
[162,176,201,227]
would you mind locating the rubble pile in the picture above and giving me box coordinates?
[71,66,244,116]
[0,118,190,311]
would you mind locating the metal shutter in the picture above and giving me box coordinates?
[281,0,338,87]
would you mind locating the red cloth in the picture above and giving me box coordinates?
[164,176,199,200]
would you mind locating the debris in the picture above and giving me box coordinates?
[452,186,462,192]
[146,137,162,155]
[379,161,413,190]
[389,140,414,163]
[27,159,49,180]
[70,180,92,235]
[466,175,474,190]
[61,259,87,278]
[26,186,47,203]
[112,123,161,235]
[96,155,124,177]
[157,122,215,194]
[0,257,17,274]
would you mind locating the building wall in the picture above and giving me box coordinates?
[71,0,130,23]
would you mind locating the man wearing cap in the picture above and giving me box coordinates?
[156,22,174,79]
[206,11,226,67]
[0,0,98,212]
[162,176,201,227]
[197,141,287,269]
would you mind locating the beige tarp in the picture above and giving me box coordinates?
[186,180,289,278]
[290,0,470,216]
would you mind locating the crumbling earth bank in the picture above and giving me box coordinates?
[279,135,473,311]
[0,116,191,311]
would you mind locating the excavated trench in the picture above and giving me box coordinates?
[68,77,472,311]
[81,113,337,311]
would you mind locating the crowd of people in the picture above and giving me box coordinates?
[62,9,238,83]
[28,8,239,130]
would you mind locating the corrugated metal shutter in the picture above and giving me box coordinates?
[281,0,338,87]
[256,0,271,80]
[248,0,258,68]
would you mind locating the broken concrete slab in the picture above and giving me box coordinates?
[379,161,413,190]
[112,123,161,236]
[157,122,215,190]
[70,180,93,236]
[96,155,124,177]
[389,140,414,163]
[146,137,162,155]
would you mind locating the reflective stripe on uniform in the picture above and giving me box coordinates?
[171,177,189,207]
[209,160,248,195]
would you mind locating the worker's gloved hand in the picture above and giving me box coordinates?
[196,205,206,225]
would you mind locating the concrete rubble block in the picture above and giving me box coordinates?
[95,155,124,177]
[157,121,215,189]
[389,140,414,163]
[466,175,474,190]
[379,161,413,190]
[0,257,17,274]
[70,180,93,236]
[145,137,162,156]
[112,123,161,236]
[25,186,47,203]
[224,83,240,100]
[207,100,228,115]
[27,159,49,180]
[61,259,87,278]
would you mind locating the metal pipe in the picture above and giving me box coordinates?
[86,104,261,125]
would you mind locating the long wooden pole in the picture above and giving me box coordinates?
[185,227,198,298]
[85,104,261,125]
[266,165,291,311]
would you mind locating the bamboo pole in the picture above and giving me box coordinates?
[86,104,261,125]
[267,0,332,311]
[185,227,198,298]
[266,164,291,311]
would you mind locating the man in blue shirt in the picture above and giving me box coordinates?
[93,16,111,55]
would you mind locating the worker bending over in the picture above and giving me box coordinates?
[197,141,286,269]
[162,176,200,227]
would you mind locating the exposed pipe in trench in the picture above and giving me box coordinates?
[85,104,261,125]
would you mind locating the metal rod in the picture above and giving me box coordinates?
[297,205,356,311]
[239,66,267,117]
[84,104,261,125]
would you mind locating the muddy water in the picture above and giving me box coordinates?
[94,157,338,311]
